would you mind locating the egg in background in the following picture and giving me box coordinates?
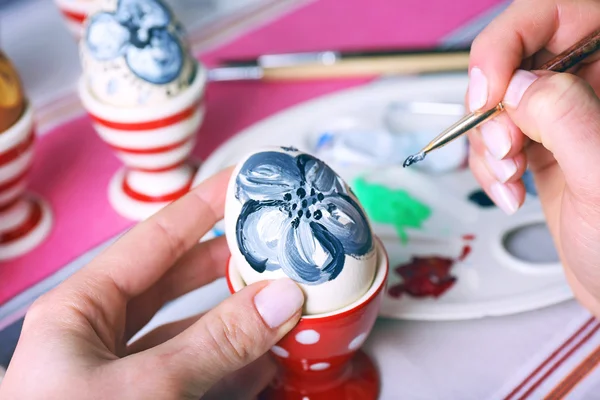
[79,0,197,107]
[0,51,25,133]
[224,146,377,315]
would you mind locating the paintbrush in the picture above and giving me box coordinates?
[403,29,600,168]
[208,46,471,81]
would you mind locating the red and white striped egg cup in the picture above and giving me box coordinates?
[0,103,53,260]
[227,238,389,400]
[78,64,207,221]
[54,0,99,39]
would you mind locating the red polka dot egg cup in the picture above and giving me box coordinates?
[227,238,389,400]
[78,65,207,221]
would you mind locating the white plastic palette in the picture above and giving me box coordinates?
[193,73,574,320]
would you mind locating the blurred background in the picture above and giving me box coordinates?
[0,0,277,106]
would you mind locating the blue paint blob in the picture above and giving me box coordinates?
[468,189,496,208]
[212,228,224,237]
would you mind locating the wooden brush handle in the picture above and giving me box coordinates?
[541,29,600,72]
[262,52,470,80]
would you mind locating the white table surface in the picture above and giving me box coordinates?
[0,1,589,398]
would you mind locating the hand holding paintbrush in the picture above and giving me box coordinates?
[416,0,600,320]
[403,28,600,168]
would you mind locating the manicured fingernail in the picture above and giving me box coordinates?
[469,67,488,111]
[480,120,511,159]
[504,70,539,108]
[254,278,304,328]
[485,151,517,183]
[490,182,519,215]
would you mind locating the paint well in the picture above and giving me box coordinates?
[503,222,559,264]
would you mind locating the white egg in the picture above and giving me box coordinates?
[79,0,197,107]
[224,146,377,315]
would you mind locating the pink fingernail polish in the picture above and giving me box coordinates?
[504,70,539,108]
[480,120,511,159]
[469,67,488,111]
[485,152,517,183]
[255,278,304,328]
[490,182,519,215]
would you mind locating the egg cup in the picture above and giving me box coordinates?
[0,103,53,260]
[227,238,388,400]
[54,0,99,39]
[78,63,207,221]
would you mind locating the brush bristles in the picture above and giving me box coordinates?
[403,152,426,168]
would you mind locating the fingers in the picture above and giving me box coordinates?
[503,70,600,206]
[51,167,231,329]
[132,278,304,398]
[467,112,528,214]
[82,167,233,300]
[36,168,232,353]
[478,113,526,160]
[469,148,526,215]
[203,355,277,400]
[124,236,230,339]
[577,61,600,97]
[468,0,600,111]
[127,314,203,354]
[133,337,277,399]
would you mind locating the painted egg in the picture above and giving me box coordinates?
[79,0,197,107]
[0,51,25,133]
[224,146,377,315]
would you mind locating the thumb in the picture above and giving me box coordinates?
[131,278,303,399]
[503,70,600,196]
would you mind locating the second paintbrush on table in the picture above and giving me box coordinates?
[208,46,471,81]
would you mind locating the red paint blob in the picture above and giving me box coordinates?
[458,245,472,261]
[388,256,457,299]
[387,284,405,299]
[462,234,476,241]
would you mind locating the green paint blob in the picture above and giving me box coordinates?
[352,177,432,243]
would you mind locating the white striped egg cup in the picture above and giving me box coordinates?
[78,64,207,221]
[53,0,100,40]
[0,103,53,260]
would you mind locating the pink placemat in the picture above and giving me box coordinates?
[0,0,504,304]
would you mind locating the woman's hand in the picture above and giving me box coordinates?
[0,168,304,399]
[467,0,600,315]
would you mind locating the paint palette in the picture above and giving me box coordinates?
[194,73,573,320]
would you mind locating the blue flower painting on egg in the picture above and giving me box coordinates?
[85,0,184,84]
[235,147,374,285]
